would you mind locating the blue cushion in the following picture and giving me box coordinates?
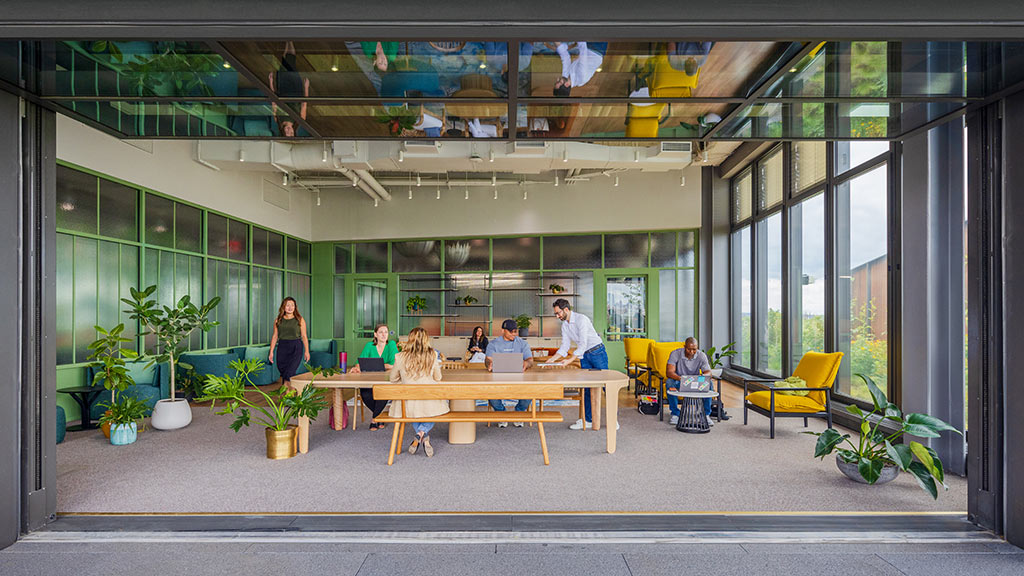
[124,362,159,385]
[56,405,66,445]
[309,339,332,353]
[245,346,271,362]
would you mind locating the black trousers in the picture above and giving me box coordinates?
[360,387,389,419]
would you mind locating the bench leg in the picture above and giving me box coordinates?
[538,422,550,465]
[397,423,406,455]
[387,423,399,466]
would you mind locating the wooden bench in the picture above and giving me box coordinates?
[373,383,565,466]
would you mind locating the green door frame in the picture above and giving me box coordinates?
[594,268,658,373]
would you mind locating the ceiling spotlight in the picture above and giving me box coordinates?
[488,149,495,163]
[614,175,620,187]
[239,149,245,162]
[222,62,232,69]
[523,189,528,200]
[351,177,359,187]
[633,149,640,163]
[702,150,710,163]
[595,67,602,72]
[554,174,559,187]
[416,174,421,187]
[316,191,321,206]
[322,144,328,162]
[282,173,288,186]
[331,56,340,72]
[465,189,469,200]
[479,62,487,69]
[398,150,405,162]
[408,189,413,200]
[562,148,569,163]
[436,185,441,200]
[494,189,498,200]
[789,67,798,73]
[679,174,686,187]
[374,198,379,207]
[491,173,497,187]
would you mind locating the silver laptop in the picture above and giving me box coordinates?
[679,375,711,392]
[491,352,525,373]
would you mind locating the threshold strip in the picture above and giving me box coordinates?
[22,529,998,545]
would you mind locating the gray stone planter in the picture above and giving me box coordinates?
[835,454,900,485]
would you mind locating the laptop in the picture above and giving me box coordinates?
[491,352,525,373]
[358,357,386,372]
[679,375,711,392]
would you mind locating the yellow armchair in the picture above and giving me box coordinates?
[623,337,653,393]
[644,342,685,420]
[742,351,843,438]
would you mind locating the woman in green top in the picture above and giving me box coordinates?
[268,297,310,386]
[349,323,398,430]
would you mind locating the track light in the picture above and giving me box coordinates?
[488,149,495,163]
[239,149,245,162]
[554,174,559,187]
[282,173,288,186]
[351,177,359,187]
[322,144,328,163]
[316,190,321,206]
[562,148,569,163]
[331,56,339,72]
[374,198,379,207]
[491,173,497,187]
[679,173,686,187]
[465,189,469,200]
[436,185,441,200]
[523,189,528,200]
[614,175,619,187]
[398,150,405,162]
[633,149,640,163]
[702,150,709,163]
[408,187,413,200]
[494,189,498,200]
[416,174,421,187]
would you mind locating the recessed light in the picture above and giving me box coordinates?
[222,62,231,69]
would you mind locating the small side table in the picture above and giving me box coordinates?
[666,390,720,434]
[58,385,105,431]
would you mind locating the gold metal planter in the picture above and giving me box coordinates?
[265,426,298,460]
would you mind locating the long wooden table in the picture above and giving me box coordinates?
[289,369,629,454]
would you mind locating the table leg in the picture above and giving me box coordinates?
[297,415,309,453]
[69,393,95,431]
[591,387,602,431]
[605,382,619,454]
[448,399,476,444]
[332,390,344,431]
[351,388,358,431]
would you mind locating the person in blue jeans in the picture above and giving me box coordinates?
[485,319,535,427]
[665,337,713,426]
[547,298,616,430]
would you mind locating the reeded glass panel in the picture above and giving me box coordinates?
[605,276,647,341]
[96,240,121,335]
[252,227,269,266]
[790,194,826,368]
[392,240,440,273]
[756,213,783,376]
[98,179,137,241]
[185,254,204,349]
[73,237,97,363]
[333,277,346,339]
[287,274,311,330]
[298,241,311,273]
[355,279,387,338]
[268,231,284,268]
[334,243,351,274]
[52,101,278,139]
[56,233,74,364]
[676,269,696,341]
[205,259,228,348]
[206,213,228,259]
[604,233,648,268]
[399,274,444,336]
[732,169,752,223]
[792,141,827,194]
[731,227,751,368]
[650,232,676,268]
[355,242,388,273]
[444,239,489,271]
[56,165,97,234]
[228,218,248,262]
[678,230,696,268]
[229,262,249,346]
[492,236,539,270]
[759,147,784,211]
[447,273,489,337]
[543,235,601,269]
[119,245,139,351]
[250,268,283,344]
[175,203,202,253]
[659,269,676,342]
[837,164,889,401]
[286,237,299,271]
[144,193,174,248]
[492,273,540,339]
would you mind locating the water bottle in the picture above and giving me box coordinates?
[339,351,347,373]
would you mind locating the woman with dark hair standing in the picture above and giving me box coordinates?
[269,297,310,386]
[465,325,488,362]
[349,323,398,430]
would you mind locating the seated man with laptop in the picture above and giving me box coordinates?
[485,319,535,428]
[665,337,713,427]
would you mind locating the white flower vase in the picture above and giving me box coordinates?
[150,398,192,430]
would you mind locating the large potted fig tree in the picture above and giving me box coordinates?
[122,286,220,430]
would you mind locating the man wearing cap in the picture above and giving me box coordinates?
[547,298,617,430]
[485,319,535,428]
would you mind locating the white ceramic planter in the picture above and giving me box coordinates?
[150,398,192,430]
[710,368,723,379]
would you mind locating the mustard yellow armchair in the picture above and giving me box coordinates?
[641,342,685,420]
[623,337,653,394]
[742,351,843,438]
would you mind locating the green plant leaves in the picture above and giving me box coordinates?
[812,428,847,458]
[904,413,962,438]
[908,461,939,499]
[885,440,913,470]
[856,373,888,412]
[858,457,884,484]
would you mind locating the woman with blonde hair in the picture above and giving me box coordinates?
[389,327,447,457]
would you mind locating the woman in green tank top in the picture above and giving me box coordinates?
[269,297,310,386]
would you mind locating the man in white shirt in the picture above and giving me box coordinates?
[547,298,615,430]
[553,42,606,96]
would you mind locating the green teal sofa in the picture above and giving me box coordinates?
[56,404,66,444]
[87,361,169,420]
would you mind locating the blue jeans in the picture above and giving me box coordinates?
[413,422,434,435]
[581,344,608,422]
[665,378,712,417]
[489,399,532,412]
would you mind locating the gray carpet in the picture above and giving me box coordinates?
[56,397,967,514]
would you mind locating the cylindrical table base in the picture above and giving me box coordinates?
[676,397,710,434]
[448,399,476,444]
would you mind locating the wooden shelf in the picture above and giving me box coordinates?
[536,293,579,296]
[450,304,491,307]
[485,287,543,291]
[400,313,460,317]
[400,288,455,292]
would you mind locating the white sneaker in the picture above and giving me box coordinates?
[497,421,508,428]
[569,419,593,430]
[670,415,679,425]
[706,415,715,427]
[513,422,524,428]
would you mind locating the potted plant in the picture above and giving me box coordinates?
[807,374,962,497]
[461,295,478,305]
[405,294,428,314]
[374,106,417,136]
[122,286,220,431]
[198,359,332,460]
[99,396,149,446]
[87,323,139,440]
[548,283,565,295]
[515,314,532,337]
[704,342,738,379]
